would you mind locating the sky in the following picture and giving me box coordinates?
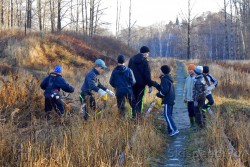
[103,0,224,34]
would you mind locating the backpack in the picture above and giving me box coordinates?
[47,76,60,99]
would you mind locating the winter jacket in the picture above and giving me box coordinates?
[203,73,218,96]
[155,74,175,105]
[183,74,195,101]
[128,53,153,87]
[109,65,136,94]
[193,74,206,102]
[81,68,107,95]
[40,72,74,98]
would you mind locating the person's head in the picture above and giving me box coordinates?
[160,65,171,75]
[94,59,107,74]
[140,46,150,58]
[203,66,209,74]
[188,64,196,75]
[54,65,62,74]
[117,55,125,65]
[194,66,203,75]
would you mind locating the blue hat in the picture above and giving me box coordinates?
[95,59,107,69]
[54,65,62,73]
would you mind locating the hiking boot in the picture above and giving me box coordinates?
[45,113,52,121]
[207,107,213,115]
[202,108,207,113]
[169,130,180,137]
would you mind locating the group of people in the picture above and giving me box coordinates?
[40,45,217,137]
[183,64,218,129]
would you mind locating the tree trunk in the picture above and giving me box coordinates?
[57,0,61,31]
[27,0,32,29]
[50,0,55,32]
[38,0,42,31]
[11,0,13,27]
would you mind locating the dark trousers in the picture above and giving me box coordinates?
[45,97,64,116]
[116,89,138,118]
[80,92,96,120]
[187,101,195,117]
[132,85,145,113]
[203,94,214,109]
[163,104,177,133]
[194,99,205,128]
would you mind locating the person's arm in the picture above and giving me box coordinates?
[129,69,136,86]
[109,71,115,88]
[208,74,218,87]
[183,78,187,101]
[143,61,153,87]
[58,77,74,93]
[87,72,101,92]
[40,76,49,90]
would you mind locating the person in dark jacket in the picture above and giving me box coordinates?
[128,46,153,115]
[80,59,115,120]
[110,55,138,118]
[193,66,206,129]
[40,65,74,120]
[154,65,179,137]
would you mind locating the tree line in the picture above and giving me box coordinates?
[0,0,249,60]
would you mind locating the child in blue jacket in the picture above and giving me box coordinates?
[153,65,179,136]
[40,65,74,120]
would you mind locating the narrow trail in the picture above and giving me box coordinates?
[154,61,191,167]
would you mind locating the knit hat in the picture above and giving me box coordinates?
[54,65,62,73]
[203,66,209,73]
[161,65,171,74]
[188,64,196,70]
[140,46,150,53]
[95,59,107,69]
[194,66,203,75]
[117,55,125,64]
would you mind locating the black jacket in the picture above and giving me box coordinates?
[155,74,175,105]
[128,53,153,87]
[109,65,136,94]
[40,72,74,98]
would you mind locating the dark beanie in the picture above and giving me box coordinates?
[140,46,150,53]
[161,65,171,74]
[117,55,125,64]
[203,66,209,73]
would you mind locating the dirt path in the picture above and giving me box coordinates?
[153,61,191,167]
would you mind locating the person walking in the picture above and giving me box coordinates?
[154,65,179,136]
[40,65,74,120]
[109,55,139,118]
[202,66,218,113]
[128,46,153,117]
[80,59,115,120]
[193,66,206,129]
[183,64,196,128]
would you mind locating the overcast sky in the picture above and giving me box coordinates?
[103,0,224,34]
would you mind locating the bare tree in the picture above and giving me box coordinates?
[26,0,32,29]
[50,0,55,32]
[115,0,121,38]
[37,0,42,31]
[57,0,61,31]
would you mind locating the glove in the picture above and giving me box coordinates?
[148,86,153,93]
[106,89,115,97]
[98,89,107,97]
[194,101,198,107]
[207,84,215,91]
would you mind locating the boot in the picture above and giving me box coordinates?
[189,116,195,128]
[45,112,52,120]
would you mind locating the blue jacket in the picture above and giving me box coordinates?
[81,68,107,95]
[128,53,153,87]
[155,74,175,105]
[40,72,74,98]
[109,65,136,93]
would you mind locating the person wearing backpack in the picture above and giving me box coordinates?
[128,46,154,116]
[202,66,218,113]
[80,59,115,120]
[193,66,206,129]
[40,65,74,120]
[109,55,139,118]
[153,65,179,136]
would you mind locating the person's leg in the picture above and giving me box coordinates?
[133,85,145,113]
[53,98,65,116]
[117,94,126,118]
[163,104,177,134]
[45,97,52,120]
[188,101,195,127]
[127,91,138,119]
[202,94,214,112]
[194,105,202,129]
